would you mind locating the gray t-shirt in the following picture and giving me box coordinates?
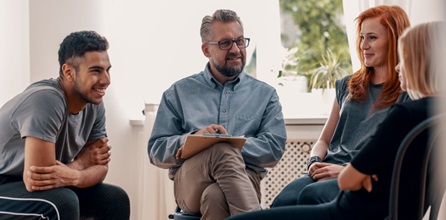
[0,78,107,176]
[324,75,410,164]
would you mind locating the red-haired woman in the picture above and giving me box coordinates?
[272,5,411,207]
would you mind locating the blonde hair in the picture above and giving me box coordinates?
[398,21,445,100]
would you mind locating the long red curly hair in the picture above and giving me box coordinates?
[348,5,411,110]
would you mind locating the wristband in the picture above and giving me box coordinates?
[306,156,322,170]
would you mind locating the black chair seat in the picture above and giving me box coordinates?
[168,206,201,220]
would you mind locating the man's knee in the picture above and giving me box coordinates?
[93,184,130,215]
[201,183,227,206]
[77,184,130,220]
[201,183,229,217]
[48,188,81,219]
[100,184,128,200]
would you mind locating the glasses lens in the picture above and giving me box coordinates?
[219,40,232,50]
[244,38,250,48]
[235,39,246,48]
[217,38,250,50]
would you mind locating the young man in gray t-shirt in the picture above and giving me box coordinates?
[0,31,130,220]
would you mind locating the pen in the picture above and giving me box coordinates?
[203,133,232,137]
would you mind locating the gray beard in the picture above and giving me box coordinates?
[215,63,245,77]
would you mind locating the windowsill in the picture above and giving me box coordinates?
[279,90,334,126]
[285,117,326,125]
[129,118,145,127]
[129,117,326,127]
[130,93,332,127]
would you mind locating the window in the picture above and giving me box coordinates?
[258,0,351,119]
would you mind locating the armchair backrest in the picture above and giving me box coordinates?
[388,114,446,220]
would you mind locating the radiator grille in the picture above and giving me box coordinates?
[260,139,315,209]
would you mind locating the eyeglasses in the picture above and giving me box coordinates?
[207,38,250,50]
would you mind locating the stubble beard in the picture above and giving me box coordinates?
[73,80,102,105]
[214,58,246,77]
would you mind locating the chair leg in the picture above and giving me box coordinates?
[429,196,445,220]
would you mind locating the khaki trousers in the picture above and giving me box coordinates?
[174,142,261,220]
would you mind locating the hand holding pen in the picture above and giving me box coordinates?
[194,124,228,135]
[176,124,229,159]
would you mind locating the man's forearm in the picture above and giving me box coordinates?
[76,165,108,188]
[67,159,84,170]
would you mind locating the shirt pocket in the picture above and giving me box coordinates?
[235,114,262,132]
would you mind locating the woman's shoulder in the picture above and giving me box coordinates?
[335,75,352,96]
[389,98,433,121]
[336,75,352,88]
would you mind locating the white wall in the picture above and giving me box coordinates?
[0,0,29,105]
[28,0,108,82]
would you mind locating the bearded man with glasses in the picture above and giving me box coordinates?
[148,9,286,220]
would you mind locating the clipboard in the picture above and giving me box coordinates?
[180,134,246,159]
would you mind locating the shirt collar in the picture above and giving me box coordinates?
[204,62,244,91]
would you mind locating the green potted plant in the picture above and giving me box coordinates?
[275,47,349,94]
[305,49,348,92]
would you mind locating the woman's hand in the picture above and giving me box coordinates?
[361,175,379,192]
[309,162,344,181]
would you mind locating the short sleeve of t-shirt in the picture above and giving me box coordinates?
[86,102,107,141]
[335,75,351,110]
[12,89,66,143]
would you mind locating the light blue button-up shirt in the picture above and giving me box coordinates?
[148,64,287,179]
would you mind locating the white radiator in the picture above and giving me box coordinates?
[260,140,315,208]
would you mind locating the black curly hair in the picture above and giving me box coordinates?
[58,30,109,76]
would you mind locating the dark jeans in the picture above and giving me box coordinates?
[227,191,383,220]
[0,177,130,220]
[271,175,340,207]
[227,201,336,220]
